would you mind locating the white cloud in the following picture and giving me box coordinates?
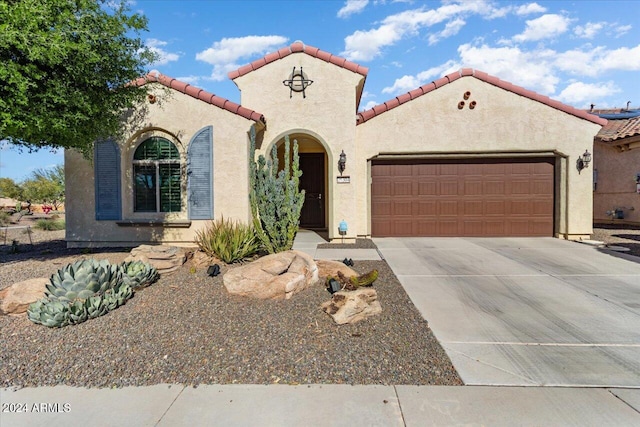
[574,22,605,39]
[515,3,546,16]
[175,75,202,85]
[382,60,459,94]
[556,44,640,76]
[613,24,632,37]
[360,100,379,111]
[342,1,556,61]
[342,2,484,61]
[513,14,572,42]
[557,81,620,105]
[457,43,559,94]
[196,35,288,81]
[337,0,369,18]
[428,18,465,45]
[146,38,179,66]
[488,2,546,19]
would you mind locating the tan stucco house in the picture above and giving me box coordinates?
[592,110,640,223]
[65,41,606,247]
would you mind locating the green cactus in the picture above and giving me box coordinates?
[120,261,158,289]
[335,269,379,291]
[249,126,305,254]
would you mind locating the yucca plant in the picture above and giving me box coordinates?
[194,216,260,264]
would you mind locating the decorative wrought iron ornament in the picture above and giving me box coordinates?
[283,67,313,98]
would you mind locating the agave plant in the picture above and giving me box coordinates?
[46,259,123,303]
[27,258,136,328]
[120,261,158,289]
[27,299,70,328]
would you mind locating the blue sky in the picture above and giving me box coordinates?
[1,0,639,183]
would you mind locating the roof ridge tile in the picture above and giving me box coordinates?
[136,72,265,123]
[356,68,607,126]
[228,41,368,79]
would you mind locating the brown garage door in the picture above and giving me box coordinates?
[371,158,554,237]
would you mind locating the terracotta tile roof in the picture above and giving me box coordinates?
[228,41,369,80]
[133,71,265,123]
[596,116,640,142]
[356,68,607,126]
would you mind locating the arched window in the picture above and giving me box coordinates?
[133,137,182,212]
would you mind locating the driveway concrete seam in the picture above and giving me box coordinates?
[443,346,538,386]
[392,385,408,427]
[154,385,186,427]
[608,389,640,414]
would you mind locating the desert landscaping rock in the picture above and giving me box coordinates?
[0,222,462,388]
[125,244,187,275]
[223,250,319,300]
[0,277,48,315]
[321,288,382,325]
[315,259,358,280]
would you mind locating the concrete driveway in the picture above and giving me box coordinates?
[374,237,640,387]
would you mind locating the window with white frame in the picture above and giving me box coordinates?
[133,137,182,212]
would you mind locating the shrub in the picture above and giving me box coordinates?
[194,216,260,264]
[0,211,9,227]
[35,219,65,231]
[249,126,305,254]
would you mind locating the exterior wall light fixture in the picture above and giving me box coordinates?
[576,149,591,173]
[338,150,347,176]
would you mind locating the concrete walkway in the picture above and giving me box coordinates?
[292,229,381,260]
[3,235,640,426]
[2,384,640,426]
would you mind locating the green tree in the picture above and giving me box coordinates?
[0,0,156,156]
[21,165,65,210]
[0,177,23,199]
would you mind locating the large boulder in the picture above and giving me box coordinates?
[223,250,319,300]
[321,288,382,324]
[125,245,187,275]
[0,278,49,315]
[315,259,357,281]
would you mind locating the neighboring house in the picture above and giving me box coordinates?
[65,41,605,247]
[592,108,640,224]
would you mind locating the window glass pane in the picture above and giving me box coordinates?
[134,137,179,160]
[159,163,181,212]
[134,165,156,212]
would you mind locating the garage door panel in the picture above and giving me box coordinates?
[440,181,459,195]
[464,181,483,195]
[392,200,412,216]
[393,220,413,236]
[485,201,506,215]
[393,181,412,196]
[418,181,437,195]
[371,158,554,237]
[417,200,437,216]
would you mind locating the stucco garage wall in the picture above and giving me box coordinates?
[593,142,640,224]
[65,83,253,247]
[355,77,602,239]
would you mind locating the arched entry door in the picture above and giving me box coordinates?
[275,133,327,230]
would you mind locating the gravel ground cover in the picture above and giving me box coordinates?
[591,223,640,257]
[317,238,378,249]
[0,222,461,389]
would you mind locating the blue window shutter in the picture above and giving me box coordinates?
[188,126,213,220]
[94,140,122,220]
